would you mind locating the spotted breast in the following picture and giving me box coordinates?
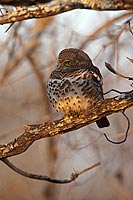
[47,48,110,128]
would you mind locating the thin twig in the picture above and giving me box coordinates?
[79,12,133,50]
[105,62,133,81]
[0,39,40,84]
[1,158,100,184]
[104,109,130,144]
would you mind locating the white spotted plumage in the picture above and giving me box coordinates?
[47,48,110,128]
[47,70,103,115]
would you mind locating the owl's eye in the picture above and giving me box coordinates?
[58,60,73,69]
[63,60,71,66]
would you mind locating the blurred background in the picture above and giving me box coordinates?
[0,8,133,200]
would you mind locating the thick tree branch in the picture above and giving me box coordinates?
[0,0,51,6]
[0,90,132,159]
[0,1,133,25]
[0,0,133,7]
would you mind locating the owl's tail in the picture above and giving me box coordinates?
[96,117,110,128]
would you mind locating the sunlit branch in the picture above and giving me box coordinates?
[0,1,133,25]
[0,90,132,159]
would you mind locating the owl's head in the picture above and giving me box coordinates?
[57,48,93,69]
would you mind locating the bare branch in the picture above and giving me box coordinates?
[0,0,133,7]
[79,13,133,49]
[0,0,51,6]
[0,39,40,84]
[105,62,133,81]
[0,90,132,159]
[0,1,133,25]
[1,158,100,183]
[104,109,130,144]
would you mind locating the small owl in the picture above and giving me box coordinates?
[47,48,110,128]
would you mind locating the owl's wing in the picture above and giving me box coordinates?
[50,66,102,87]
[64,68,102,85]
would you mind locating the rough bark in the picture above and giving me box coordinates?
[0,0,133,7]
[0,0,132,25]
[0,90,132,159]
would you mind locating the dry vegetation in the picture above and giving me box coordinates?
[0,1,133,199]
